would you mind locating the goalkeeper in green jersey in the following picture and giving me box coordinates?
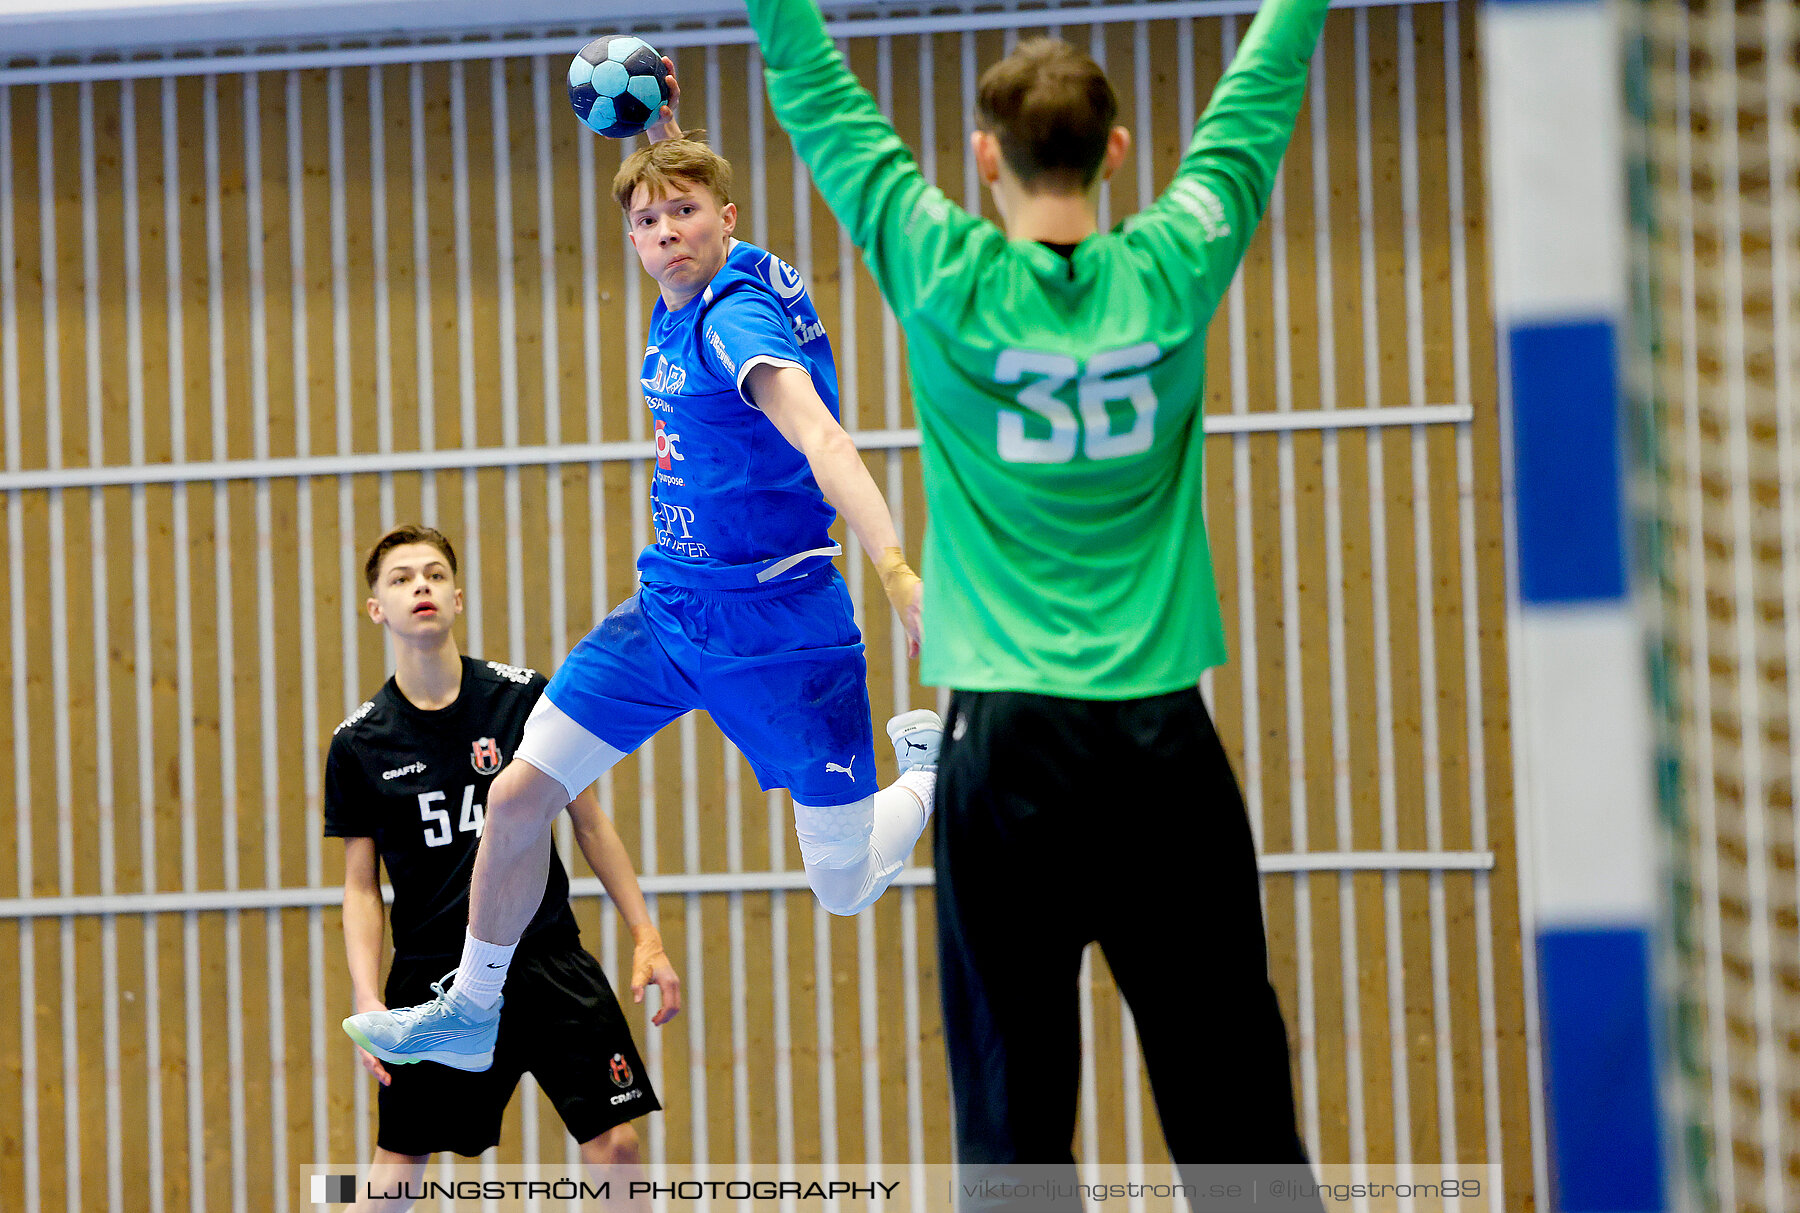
[744,0,1329,1197]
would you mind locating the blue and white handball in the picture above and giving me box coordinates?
[568,34,671,139]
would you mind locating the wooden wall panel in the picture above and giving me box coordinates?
[0,5,1530,1209]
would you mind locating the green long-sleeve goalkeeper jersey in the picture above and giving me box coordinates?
[747,0,1329,698]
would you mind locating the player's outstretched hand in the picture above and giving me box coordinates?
[631,927,682,1026]
[645,57,683,143]
[353,1003,394,1085]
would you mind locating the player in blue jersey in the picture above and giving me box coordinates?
[345,86,940,1071]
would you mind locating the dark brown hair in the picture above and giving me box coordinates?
[364,524,459,590]
[612,136,733,213]
[976,37,1119,192]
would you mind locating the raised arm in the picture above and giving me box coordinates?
[743,0,993,319]
[1134,0,1332,306]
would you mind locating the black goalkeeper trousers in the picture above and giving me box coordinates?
[933,688,1311,1208]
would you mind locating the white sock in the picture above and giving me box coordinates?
[453,932,516,1009]
[874,769,936,857]
[793,772,935,916]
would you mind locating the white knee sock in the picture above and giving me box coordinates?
[873,768,935,863]
[795,769,936,916]
[453,932,516,1008]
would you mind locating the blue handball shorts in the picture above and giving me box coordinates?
[543,570,878,808]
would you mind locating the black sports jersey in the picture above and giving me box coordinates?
[325,656,579,960]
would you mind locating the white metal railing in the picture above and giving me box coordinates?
[0,851,1499,921]
[0,405,1471,492]
[0,0,1428,87]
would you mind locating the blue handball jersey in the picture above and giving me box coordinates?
[636,239,843,591]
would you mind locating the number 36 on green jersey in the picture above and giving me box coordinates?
[994,341,1160,464]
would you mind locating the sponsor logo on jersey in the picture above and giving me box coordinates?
[763,254,805,301]
[653,500,697,538]
[1162,179,1232,244]
[334,700,375,735]
[904,188,951,238]
[645,394,674,413]
[381,761,427,781]
[609,1053,634,1088]
[652,499,709,557]
[645,354,687,396]
[790,313,827,346]
[484,660,534,684]
[705,326,737,376]
[654,418,685,470]
[470,737,502,775]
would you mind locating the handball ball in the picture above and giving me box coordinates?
[569,34,671,139]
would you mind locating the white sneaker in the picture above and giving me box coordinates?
[886,709,942,774]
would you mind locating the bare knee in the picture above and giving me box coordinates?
[581,1122,643,1168]
[488,759,568,831]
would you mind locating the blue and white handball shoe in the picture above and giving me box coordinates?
[342,970,501,1073]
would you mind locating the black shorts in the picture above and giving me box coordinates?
[377,936,661,1157]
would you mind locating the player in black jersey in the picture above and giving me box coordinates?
[326,525,679,1209]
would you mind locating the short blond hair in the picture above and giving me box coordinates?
[612,136,733,213]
